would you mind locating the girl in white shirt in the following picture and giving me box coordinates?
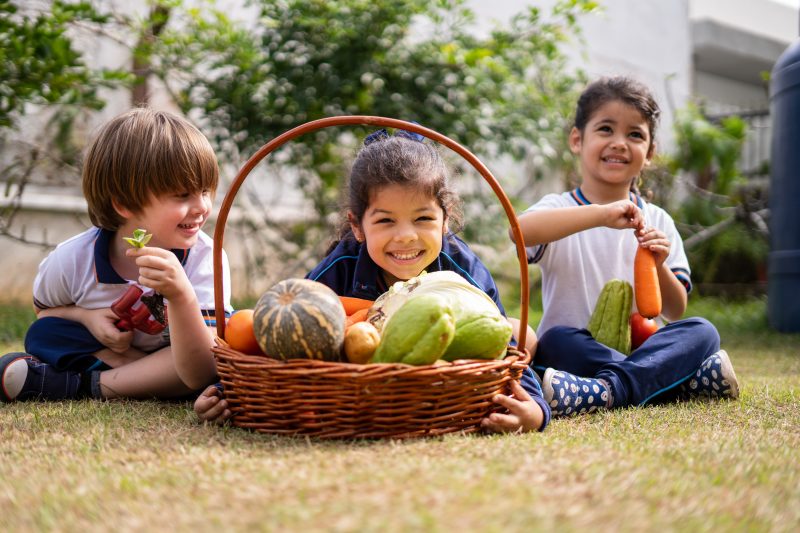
[515,76,739,416]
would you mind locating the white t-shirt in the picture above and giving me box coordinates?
[525,189,691,336]
[33,227,233,352]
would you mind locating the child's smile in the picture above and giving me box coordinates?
[119,190,212,251]
[601,154,629,165]
[385,248,428,274]
[389,250,425,262]
[352,184,447,286]
[177,221,203,237]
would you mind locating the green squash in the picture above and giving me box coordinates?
[372,293,455,365]
[368,271,511,361]
[587,279,633,356]
[253,278,346,361]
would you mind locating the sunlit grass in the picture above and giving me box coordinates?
[1,297,798,531]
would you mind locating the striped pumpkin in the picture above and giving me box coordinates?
[253,278,346,361]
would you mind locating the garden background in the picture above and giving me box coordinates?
[1,1,799,531]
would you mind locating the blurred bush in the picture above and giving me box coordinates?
[664,104,769,288]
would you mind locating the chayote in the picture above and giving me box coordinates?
[587,279,633,356]
[368,271,512,362]
[372,293,455,365]
[442,314,512,361]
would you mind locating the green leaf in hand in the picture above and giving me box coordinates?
[123,228,152,248]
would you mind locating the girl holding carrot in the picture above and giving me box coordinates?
[515,76,739,417]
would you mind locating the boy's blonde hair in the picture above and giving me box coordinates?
[82,108,219,230]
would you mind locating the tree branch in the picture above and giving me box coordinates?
[682,216,736,250]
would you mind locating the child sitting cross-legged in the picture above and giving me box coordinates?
[0,108,232,403]
[514,76,739,417]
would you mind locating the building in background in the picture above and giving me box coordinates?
[690,0,795,175]
[692,0,795,112]
[470,0,794,174]
[0,0,796,299]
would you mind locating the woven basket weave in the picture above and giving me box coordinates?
[212,116,533,439]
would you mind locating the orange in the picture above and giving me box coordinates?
[225,309,263,355]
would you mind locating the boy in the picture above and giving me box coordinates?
[0,108,232,402]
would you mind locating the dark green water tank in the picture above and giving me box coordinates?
[769,37,800,332]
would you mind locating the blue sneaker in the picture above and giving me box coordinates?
[0,352,82,402]
[680,349,739,400]
[543,368,610,417]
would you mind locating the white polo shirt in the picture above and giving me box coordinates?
[525,189,691,336]
[33,227,232,352]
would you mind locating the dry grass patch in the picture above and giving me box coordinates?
[1,298,799,532]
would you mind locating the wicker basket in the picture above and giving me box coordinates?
[211,116,533,439]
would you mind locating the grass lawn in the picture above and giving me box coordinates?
[1,296,798,532]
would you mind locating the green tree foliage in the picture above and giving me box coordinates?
[670,103,747,196]
[1,0,597,284]
[0,0,119,129]
[668,104,769,287]
[153,0,597,230]
[0,1,132,246]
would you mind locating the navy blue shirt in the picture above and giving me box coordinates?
[306,233,505,315]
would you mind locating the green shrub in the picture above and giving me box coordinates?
[687,295,769,334]
[0,304,35,344]
[667,105,768,285]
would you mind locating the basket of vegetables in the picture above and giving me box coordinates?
[211,116,533,439]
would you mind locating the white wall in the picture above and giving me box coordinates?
[691,0,798,42]
[567,0,692,153]
[468,0,797,146]
[694,71,771,111]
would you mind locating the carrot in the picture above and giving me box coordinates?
[339,296,374,316]
[345,307,370,329]
[634,246,662,318]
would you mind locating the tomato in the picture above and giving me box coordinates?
[630,312,658,350]
[225,309,263,355]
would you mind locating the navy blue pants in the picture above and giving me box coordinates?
[533,317,720,407]
[23,316,207,401]
[24,317,111,372]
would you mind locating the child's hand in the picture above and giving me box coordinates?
[481,379,544,433]
[637,227,671,266]
[83,307,135,354]
[195,384,232,424]
[39,305,135,354]
[602,200,644,231]
[126,246,193,302]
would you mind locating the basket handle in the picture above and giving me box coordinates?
[213,116,530,350]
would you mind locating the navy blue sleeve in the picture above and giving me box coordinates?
[472,268,504,315]
[440,235,506,315]
[306,257,351,295]
[520,367,551,431]
[305,240,360,297]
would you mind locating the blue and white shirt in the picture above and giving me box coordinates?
[525,188,691,336]
[33,227,232,352]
